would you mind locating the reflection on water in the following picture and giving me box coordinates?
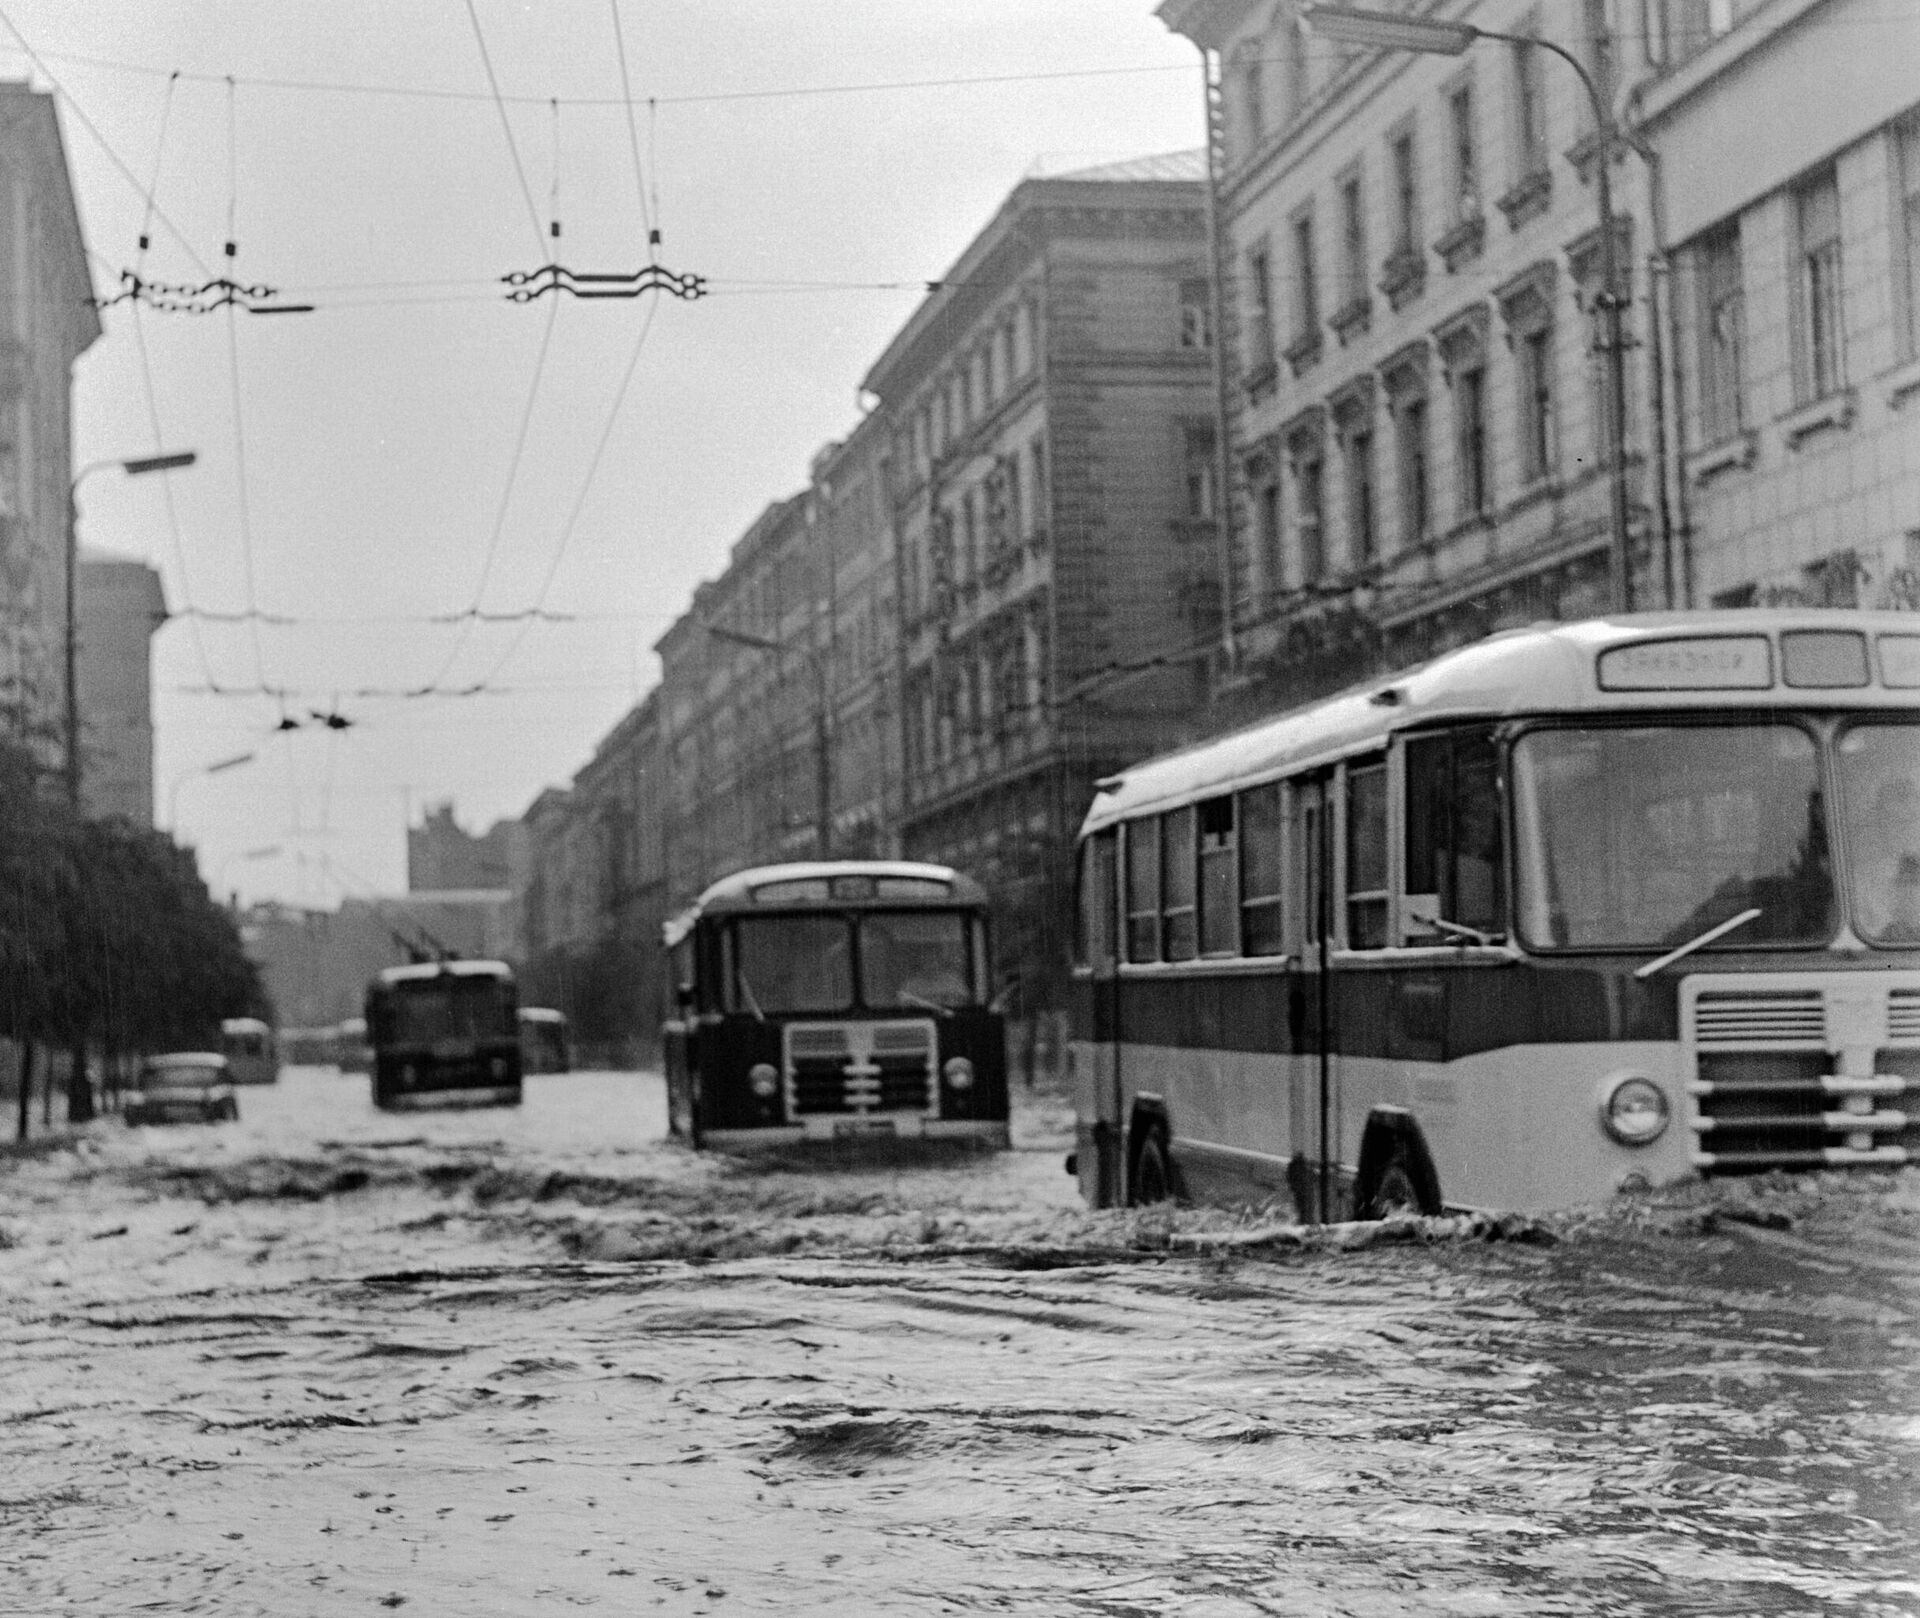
[1,1066,1916,1613]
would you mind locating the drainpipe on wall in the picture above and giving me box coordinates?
[1196,40,1239,669]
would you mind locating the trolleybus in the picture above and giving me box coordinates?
[663,860,1008,1148]
[1071,611,1920,1218]
[364,959,523,1109]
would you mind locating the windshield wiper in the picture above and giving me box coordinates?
[737,970,766,1022]
[1634,907,1763,980]
[897,988,954,1017]
[1425,915,1497,947]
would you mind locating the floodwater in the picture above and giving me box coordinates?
[3,1066,1918,1615]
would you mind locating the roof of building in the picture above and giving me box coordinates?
[1030,149,1207,183]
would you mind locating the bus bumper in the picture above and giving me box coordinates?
[700,1117,1010,1149]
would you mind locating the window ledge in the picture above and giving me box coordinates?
[1284,330,1325,377]
[1496,169,1552,230]
[1685,429,1757,485]
[1243,360,1278,403]
[1378,248,1426,312]
[1780,388,1856,449]
[1433,212,1486,273]
[1329,296,1372,345]
[1883,355,1920,411]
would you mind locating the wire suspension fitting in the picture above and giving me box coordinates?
[502,260,705,303]
[94,266,314,315]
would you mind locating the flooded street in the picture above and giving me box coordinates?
[3,1066,1918,1615]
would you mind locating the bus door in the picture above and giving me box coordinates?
[1290,773,1337,1222]
[1076,828,1123,1207]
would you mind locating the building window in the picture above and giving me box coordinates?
[961,490,978,580]
[1255,469,1282,597]
[1448,81,1479,221]
[1346,426,1377,566]
[1184,423,1218,519]
[1285,18,1310,125]
[1179,277,1213,349]
[1456,363,1490,518]
[1519,325,1555,483]
[1014,302,1035,374]
[1390,128,1420,256]
[1896,113,1920,359]
[1241,43,1266,146]
[1795,167,1845,402]
[1511,32,1548,182]
[1295,449,1326,583]
[1696,221,1745,441]
[1292,209,1320,342]
[1340,173,1368,306]
[1395,392,1430,547]
[1247,243,1276,372]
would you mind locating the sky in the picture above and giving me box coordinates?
[2,0,1203,907]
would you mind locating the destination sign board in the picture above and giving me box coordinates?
[1596,636,1773,691]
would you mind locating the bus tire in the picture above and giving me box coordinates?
[1129,1122,1175,1206]
[1354,1109,1441,1219]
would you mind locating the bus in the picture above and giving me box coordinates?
[220,1017,279,1085]
[663,860,1008,1148]
[518,1006,572,1073]
[1071,611,1920,1219]
[364,959,523,1110]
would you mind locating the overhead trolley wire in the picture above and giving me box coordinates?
[463,0,551,262]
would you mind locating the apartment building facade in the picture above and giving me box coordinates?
[864,153,1220,994]
[1645,0,1920,609]
[0,84,99,755]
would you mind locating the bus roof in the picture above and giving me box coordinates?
[372,958,515,988]
[664,860,985,946]
[1082,610,1920,835]
[221,1016,271,1035]
[518,1006,566,1024]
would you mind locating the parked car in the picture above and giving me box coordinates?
[124,1053,239,1126]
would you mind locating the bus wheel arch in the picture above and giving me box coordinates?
[1127,1100,1178,1206]
[1354,1107,1442,1219]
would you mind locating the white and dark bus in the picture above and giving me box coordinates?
[364,959,523,1110]
[1070,611,1920,1218]
[663,861,1008,1148]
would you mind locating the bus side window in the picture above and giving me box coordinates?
[1239,782,1284,955]
[1125,818,1162,962]
[1345,757,1390,948]
[1404,728,1506,943]
[1078,830,1119,969]
[1197,796,1238,956]
[1162,806,1199,961]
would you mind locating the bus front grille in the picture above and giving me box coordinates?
[1683,974,1920,1172]
[783,1020,936,1118]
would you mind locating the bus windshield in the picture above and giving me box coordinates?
[1513,723,1833,950]
[388,981,514,1044]
[732,915,855,1013]
[861,911,973,1009]
[1837,721,1920,944]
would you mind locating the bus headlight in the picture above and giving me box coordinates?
[749,1062,780,1098]
[1600,1074,1669,1146]
[942,1057,975,1091]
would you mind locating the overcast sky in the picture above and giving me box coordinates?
[4,1,1201,905]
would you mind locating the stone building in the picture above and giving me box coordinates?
[0,83,99,757]
[863,152,1220,996]
[75,546,165,825]
[407,799,513,891]
[1644,0,1920,610]
[1159,0,1920,718]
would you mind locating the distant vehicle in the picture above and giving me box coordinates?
[220,1017,279,1085]
[518,1006,572,1073]
[124,1053,239,1126]
[334,1016,372,1075]
[364,959,522,1110]
[1072,610,1920,1221]
[663,860,1008,1149]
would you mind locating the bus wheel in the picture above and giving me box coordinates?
[1359,1143,1440,1219]
[1129,1125,1173,1206]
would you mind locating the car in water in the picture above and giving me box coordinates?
[124,1053,239,1126]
